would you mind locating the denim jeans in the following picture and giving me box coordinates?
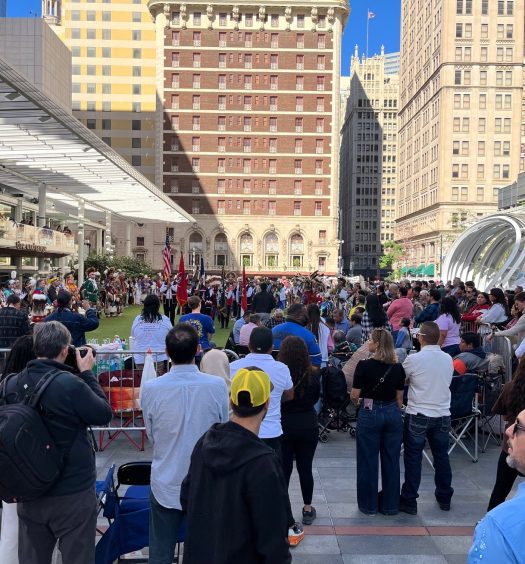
[149,492,185,564]
[401,413,454,509]
[356,401,403,514]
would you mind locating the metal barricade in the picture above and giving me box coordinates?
[92,350,166,452]
[488,336,514,383]
[460,321,479,334]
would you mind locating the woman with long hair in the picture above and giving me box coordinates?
[436,297,462,357]
[489,292,525,345]
[0,335,36,564]
[279,336,321,526]
[487,355,525,510]
[478,288,510,327]
[131,294,172,370]
[306,303,333,367]
[351,328,405,515]
[361,294,393,342]
[461,292,490,323]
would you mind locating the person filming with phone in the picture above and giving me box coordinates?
[0,321,112,564]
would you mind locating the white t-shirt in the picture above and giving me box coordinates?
[131,314,173,364]
[229,353,293,439]
[403,345,453,417]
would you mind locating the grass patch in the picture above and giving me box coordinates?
[89,305,230,348]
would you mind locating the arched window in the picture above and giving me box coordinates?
[290,234,304,268]
[239,232,253,267]
[264,232,279,268]
[188,232,203,267]
[214,233,228,267]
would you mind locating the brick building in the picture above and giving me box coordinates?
[149,1,349,275]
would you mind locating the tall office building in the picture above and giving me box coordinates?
[396,0,525,277]
[147,1,349,274]
[339,47,399,276]
[42,0,172,268]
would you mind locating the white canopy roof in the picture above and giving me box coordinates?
[0,56,193,224]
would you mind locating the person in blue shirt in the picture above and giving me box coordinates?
[233,311,250,345]
[468,409,525,563]
[272,304,322,370]
[179,295,215,352]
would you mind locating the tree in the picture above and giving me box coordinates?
[379,241,405,279]
[84,252,156,279]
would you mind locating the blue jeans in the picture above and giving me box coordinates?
[149,492,184,564]
[401,413,454,509]
[356,401,403,514]
[441,344,460,357]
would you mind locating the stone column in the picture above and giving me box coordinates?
[13,195,23,279]
[125,222,132,257]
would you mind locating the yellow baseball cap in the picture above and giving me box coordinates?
[231,366,272,408]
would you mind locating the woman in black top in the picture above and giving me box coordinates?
[351,328,405,515]
[279,336,321,526]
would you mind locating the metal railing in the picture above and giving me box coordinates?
[0,218,75,252]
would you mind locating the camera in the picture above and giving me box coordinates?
[64,345,96,374]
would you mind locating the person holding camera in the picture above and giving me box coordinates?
[44,290,99,347]
[4,321,112,564]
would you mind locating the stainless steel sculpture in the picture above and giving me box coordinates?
[442,212,525,290]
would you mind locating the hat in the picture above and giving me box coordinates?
[231,367,271,408]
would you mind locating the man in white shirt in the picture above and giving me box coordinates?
[229,327,304,545]
[142,324,229,564]
[400,321,454,515]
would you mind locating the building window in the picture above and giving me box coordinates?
[131,155,141,167]
[293,201,301,216]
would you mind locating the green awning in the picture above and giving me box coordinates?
[415,264,425,276]
[423,264,435,276]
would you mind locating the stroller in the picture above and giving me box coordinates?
[318,360,356,442]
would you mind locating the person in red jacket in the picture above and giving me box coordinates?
[461,292,490,323]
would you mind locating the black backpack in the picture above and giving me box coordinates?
[0,369,67,503]
[321,364,348,407]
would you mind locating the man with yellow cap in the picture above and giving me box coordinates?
[181,366,292,564]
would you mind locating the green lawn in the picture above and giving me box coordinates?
[89,305,230,348]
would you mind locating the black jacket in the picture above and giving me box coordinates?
[6,359,112,496]
[0,306,30,348]
[181,421,291,564]
[252,291,276,314]
[45,307,100,347]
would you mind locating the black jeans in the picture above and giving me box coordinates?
[163,300,176,325]
[281,422,318,506]
[487,449,523,511]
[17,487,97,564]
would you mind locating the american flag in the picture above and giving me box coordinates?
[163,232,171,281]
[368,10,376,19]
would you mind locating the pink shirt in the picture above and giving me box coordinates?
[239,322,258,347]
[387,297,413,331]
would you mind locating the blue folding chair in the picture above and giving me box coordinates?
[95,465,116,535]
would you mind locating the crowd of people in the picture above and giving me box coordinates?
[0,270,525,562]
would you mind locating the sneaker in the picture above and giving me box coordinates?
[302,506,317,525]
[288,522,305,546]
[399,501,417,515]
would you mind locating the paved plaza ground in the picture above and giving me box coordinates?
[95,425,517,563]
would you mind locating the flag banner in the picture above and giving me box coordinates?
[163,232,171,281]
[199,256,205,282]
[368,10,376,19]
[241,265,248,314]
[176,253,188,307]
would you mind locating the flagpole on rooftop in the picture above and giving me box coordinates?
[366,8,369,58]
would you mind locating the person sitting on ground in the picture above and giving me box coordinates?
[179,295,215,353]
[452,332,489,375]
[264,308,285,330]
[239,314,261,347]
[233,310,251,345]
[346,314,363,348]
[181,366,292,564]
[44,290,99,347]
[468,407,525,563]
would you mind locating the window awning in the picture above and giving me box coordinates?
[0,56,193,224]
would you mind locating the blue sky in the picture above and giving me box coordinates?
[9,0,401,76]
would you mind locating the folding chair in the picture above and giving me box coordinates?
[95,464,116,535]
[477,371,504,452]
[448,374,480,463]
[234,344,250,357]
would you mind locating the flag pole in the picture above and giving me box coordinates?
[366,9,369,58]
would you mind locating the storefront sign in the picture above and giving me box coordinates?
[15,241,47,253]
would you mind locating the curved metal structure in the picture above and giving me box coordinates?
[442,212,525,290]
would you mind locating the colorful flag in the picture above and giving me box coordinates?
[176,253,188,307]
[241,265,248,313]
[163,232,171,281]
[368,10,376,19]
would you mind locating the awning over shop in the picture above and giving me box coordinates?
[0,56,193,224]
[423,264,435,276]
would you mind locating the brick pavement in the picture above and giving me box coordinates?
[94,426,520,563]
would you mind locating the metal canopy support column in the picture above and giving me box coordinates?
[78,200,85,285]
[105,211,112,256]
[125,223,131,258]
[13,195,23,279]
[37,183,48,273]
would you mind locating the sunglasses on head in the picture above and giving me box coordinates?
[512,418,525,437]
